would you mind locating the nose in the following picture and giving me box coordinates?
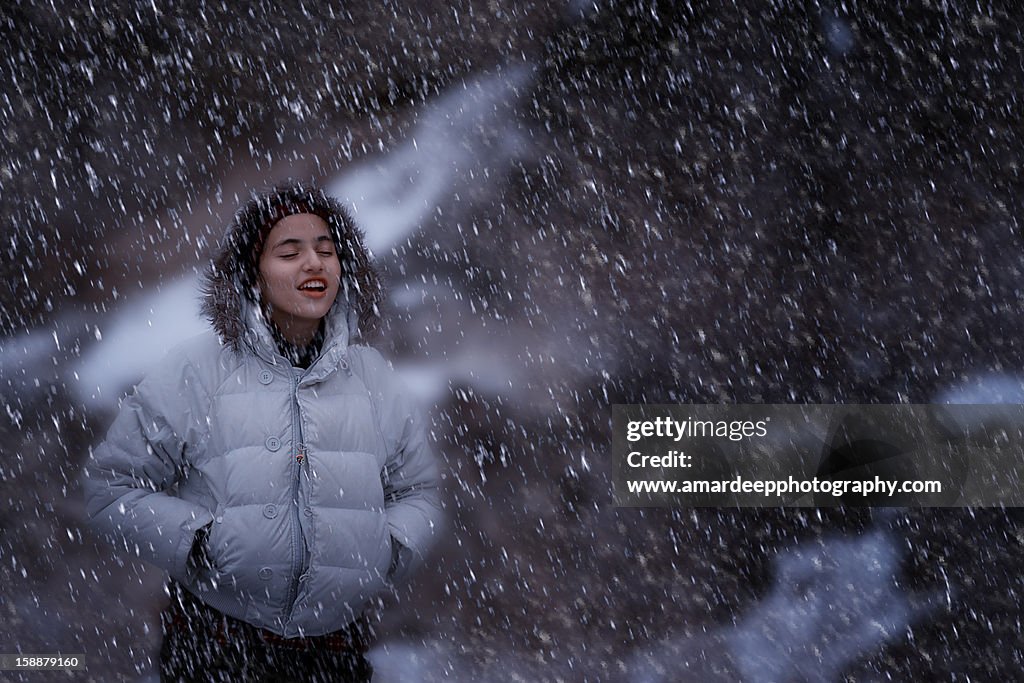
[302,249,325,271]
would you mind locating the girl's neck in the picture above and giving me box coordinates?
[268,318,326,368]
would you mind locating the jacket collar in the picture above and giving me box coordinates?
[239,283,359,378]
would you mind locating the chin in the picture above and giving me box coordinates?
[302,301,336,319]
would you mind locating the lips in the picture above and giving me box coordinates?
[298,278,329,298]
[298,278,327,291]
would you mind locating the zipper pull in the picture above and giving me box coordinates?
[295,443,307,464]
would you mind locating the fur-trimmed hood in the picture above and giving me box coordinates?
[200,182,383,358]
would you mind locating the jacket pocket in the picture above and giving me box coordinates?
[204,504,227,572]
[188,506,225,593]
[199,504,251,598]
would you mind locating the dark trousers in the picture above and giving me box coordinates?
[159,581,373,683]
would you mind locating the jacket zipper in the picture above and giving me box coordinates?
[284,370,306,622]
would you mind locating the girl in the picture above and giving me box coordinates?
[84,182,442,682]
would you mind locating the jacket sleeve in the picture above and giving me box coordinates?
[372,355,444,585]
[81,347,214,579]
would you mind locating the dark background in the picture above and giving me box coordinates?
[2,1,1023,680]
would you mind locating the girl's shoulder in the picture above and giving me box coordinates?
[171,329,224,357]
[345,344,395,380]
[168,329,234,366]
[345,345,421,408]
[153,330,245,389]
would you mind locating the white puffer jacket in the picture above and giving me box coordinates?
[83,186,442,637]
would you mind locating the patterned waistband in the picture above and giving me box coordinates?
[162,581,372,654]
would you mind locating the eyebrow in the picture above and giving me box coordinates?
[271,236,335,249]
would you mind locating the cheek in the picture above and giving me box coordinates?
[257,267,291,301]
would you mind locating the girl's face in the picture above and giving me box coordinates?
[257,213,341,344]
